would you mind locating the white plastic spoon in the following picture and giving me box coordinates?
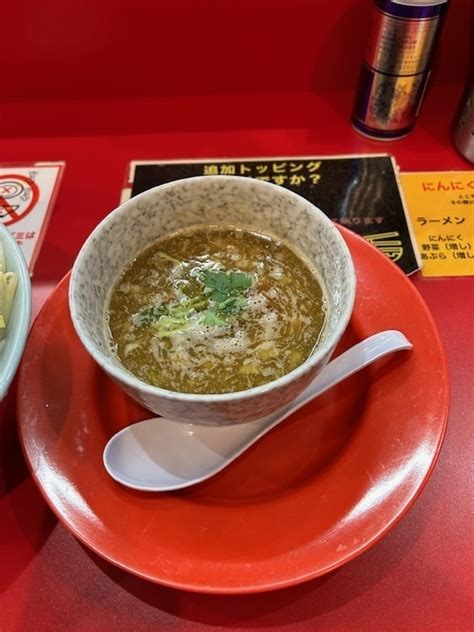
[104,330,412,492]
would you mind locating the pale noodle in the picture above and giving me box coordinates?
[0,238,18,342]
[0,238,5,273]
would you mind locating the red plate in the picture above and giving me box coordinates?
[17,228,449,594]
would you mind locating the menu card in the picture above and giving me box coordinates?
[123,155,420,275]
[0,162,65,273]
[400,171,474,277]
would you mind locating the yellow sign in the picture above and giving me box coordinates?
[400,171,474,277]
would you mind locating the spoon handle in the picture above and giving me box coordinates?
[285,329,413,419]
[254,329,413,439]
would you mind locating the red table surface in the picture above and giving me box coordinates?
[1,84,473,630]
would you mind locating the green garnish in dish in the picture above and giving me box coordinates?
[131,263,252,336]
[202,270,252,304]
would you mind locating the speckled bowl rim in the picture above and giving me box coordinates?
[69,176,356,404]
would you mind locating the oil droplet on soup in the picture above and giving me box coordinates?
[107,225,326,394]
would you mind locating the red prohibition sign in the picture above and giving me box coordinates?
[0,174,40,226]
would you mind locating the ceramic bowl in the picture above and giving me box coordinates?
[0,224,32,400]
[69,176,356,425]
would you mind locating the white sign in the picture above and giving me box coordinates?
[0,163,65,273]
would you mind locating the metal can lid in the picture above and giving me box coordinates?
[392,1,448,5]
[375,0,449,18]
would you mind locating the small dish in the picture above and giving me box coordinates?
[0,223,31,400]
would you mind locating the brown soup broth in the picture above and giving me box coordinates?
[107,225,326,394]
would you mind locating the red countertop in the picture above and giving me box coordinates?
[1,0,473,628]
[1,86,473,631]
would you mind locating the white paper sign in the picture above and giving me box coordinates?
[0,162,65,273]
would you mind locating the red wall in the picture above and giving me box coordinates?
[3,0,473,104]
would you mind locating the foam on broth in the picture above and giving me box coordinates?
[106,225,326,394]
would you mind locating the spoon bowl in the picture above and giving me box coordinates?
[104,330,412,492]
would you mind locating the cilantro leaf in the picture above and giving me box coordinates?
[200,310,228,327]
[201,270,252,323]
[219,295,248,314]
[228,272,252,291]
[203,271,231,291]
[204,270,252,298]
[232,296,248,310]
[210,289,228,303]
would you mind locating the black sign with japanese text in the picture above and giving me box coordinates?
[127,155,419,275]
